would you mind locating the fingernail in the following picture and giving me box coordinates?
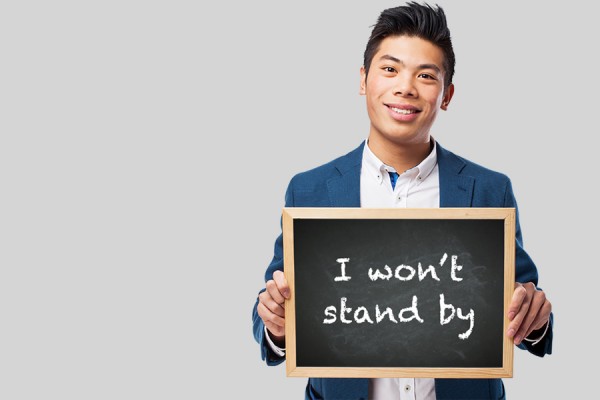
[283,290,290,298]
[515,335,522,344]
[508,312,515,320]
[507,328,515,338]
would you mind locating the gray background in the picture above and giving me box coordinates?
[0,0,596,398]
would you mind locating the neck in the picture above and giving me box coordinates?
[367,136,432,173]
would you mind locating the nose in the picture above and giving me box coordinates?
[393,75,416,97]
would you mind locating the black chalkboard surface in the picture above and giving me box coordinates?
[282,208,515,378]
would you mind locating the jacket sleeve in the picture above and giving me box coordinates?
[503,178,553,357]
[252,178,295,366]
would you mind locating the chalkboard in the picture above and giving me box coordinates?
[282,208,515,378]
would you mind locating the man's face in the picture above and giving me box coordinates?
[360,35,454,146]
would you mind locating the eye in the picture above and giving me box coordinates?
[382,66,396,73]
[418,73,436,80]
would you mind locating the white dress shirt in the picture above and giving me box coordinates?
[361,140,438,400]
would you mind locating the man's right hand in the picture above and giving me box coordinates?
[257,270,290,347]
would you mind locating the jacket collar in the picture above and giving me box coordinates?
[326,142,364,207]
[326,141,475,207]
[437,144,474,207]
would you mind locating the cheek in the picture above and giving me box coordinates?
[426,89,445,108]
[366,81,388,108]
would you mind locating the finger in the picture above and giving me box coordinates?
[265,320,285,338]
[534,300,552,330]
[525,300,552,337]
[514,291,546,344]
[509,283,539,343]
[257,302,285,328]
[507,285,532,339]
[257,302,269,326]
[507,284,527,321]
[514,301,540,344]
[273,270,290,299]
[259,291,285,317]
[266,280,286,304]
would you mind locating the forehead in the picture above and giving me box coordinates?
[374,35,445,70]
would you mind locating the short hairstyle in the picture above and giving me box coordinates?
[363,2,455,89]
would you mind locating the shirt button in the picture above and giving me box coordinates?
[404,384,412,392]
[418,176,422,180]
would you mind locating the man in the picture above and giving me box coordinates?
[252,2,553,399]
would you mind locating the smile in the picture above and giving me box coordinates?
[389,107,418,115]
[385,104,421,122]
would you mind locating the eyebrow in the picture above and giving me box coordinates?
[378,54,442,74]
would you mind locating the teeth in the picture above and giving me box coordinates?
[390,107,417,115]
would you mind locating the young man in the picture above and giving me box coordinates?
[252,3,553,399]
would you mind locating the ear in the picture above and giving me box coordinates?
[359,66,367,95]
[440,83,454,111]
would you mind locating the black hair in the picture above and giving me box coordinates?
[363,2,455,89]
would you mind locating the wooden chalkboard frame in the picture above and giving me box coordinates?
[283,207,515,378]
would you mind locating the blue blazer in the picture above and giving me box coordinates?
[253,142,553,400]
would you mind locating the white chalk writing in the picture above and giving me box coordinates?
[323,256,476,340]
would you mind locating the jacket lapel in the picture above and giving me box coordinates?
[325,141,475,208]
[437,143,474,208]
[326,142,364,207]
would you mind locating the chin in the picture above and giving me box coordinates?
[383,133,427,146]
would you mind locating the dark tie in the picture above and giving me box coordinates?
[388,171,399,190]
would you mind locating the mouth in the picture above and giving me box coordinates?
[385,104,421,114]
[385,103,421,121]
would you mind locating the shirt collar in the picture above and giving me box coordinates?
[362,138,438,185]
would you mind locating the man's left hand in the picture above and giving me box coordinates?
[507,282,552,345]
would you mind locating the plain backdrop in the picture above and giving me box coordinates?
[0,1,597,398]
